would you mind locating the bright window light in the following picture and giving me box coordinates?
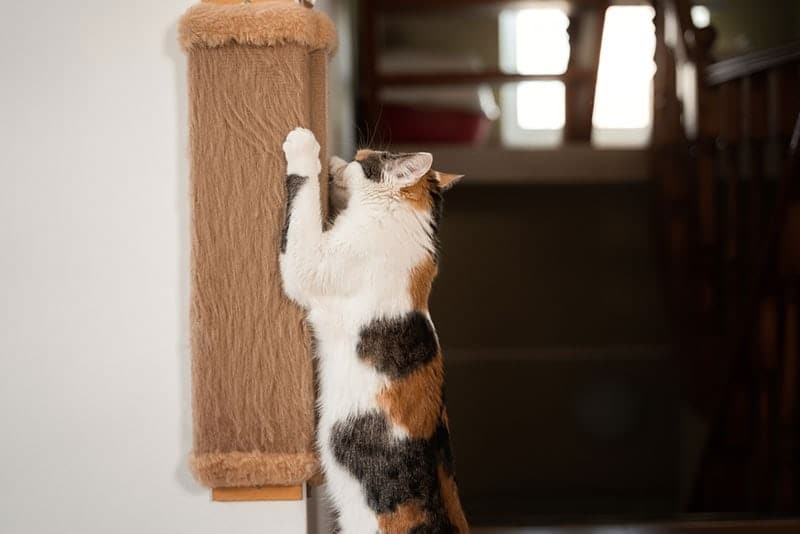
[499,7,570,146]
[593,6,656,135]
[691,5,711,29]
[515,9,570,75]
[517,81,565,130]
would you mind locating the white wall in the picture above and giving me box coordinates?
[0,1,328,532]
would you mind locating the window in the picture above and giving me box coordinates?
[499,7,570,147]
[592,5,656,146]
[499,5,656,148]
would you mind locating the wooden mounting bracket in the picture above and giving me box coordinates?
[212,485,304,502]
[202,0,314,6]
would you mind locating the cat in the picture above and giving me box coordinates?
[279,127,468,534]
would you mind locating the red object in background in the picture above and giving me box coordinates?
[380,104,492,144]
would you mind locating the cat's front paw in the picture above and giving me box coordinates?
[283,127,321,178]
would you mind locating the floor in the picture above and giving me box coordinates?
[472,521,800,534]
[309,489,799,533]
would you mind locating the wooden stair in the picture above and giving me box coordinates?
[652,0,800,515]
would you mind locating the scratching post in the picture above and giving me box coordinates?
[179,0,336,498]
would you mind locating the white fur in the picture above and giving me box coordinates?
[283,128,322,179]
[280,128,435,534]
[386,152,433,187]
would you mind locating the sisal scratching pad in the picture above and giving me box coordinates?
[179,1,336,489]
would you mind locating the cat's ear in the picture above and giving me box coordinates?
[389,153,433,187]
[434,171,465,191]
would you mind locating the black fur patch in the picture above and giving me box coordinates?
[330,412,456,532]
[358,153,385,182]
[358,152,408,183]
[357,312,438,379]
[326,172,343,229]
[435,416,455,477]
[280,174,308,253]
[425,176,445,262]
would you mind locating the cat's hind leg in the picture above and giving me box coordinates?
[326,468,380,534]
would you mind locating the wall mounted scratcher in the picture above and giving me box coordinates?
[179,0,336,499]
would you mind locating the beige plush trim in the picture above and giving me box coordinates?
[191,451,320,488]
[179,1,337,55]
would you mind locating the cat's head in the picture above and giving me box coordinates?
[331,149,463,216]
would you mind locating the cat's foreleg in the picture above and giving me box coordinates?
[279,127,326,306]
[328,155,350,215]
[330,155,348,178]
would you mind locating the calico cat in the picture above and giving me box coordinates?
[279,128,468,534]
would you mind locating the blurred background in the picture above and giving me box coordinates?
[1,1,798,533]
[329,0,800,529]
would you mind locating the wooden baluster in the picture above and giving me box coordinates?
[696,92,718,321]
[742,72,774,508]
[651,2,668,147]
[753,293,779,509]
[564,3,607,142]
[776,283,798,511]
[696,27,720,328]
[719,80,742,328]
[651,0,697,407]
[780,108,800,274]
[776,64,800,148]
[654,29,689,274]
[772,65,800,217]
[750,74,780,508]
[772,66,799,511]
[775,112,800,511]
[757,295,780,398]
[693,21,719,292]
[714,82,749,507]
[717,84,748,503]
[781,206,800,276]
[688,18,723,512]
[723,369,754,509]
[739,64,798,512]
[746,73,769,256]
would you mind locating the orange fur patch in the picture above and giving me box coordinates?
[400,176,433,212]
[438,464,469,534]
[355,149,376,161]
[435,171,464,190]
[378,502,429,534]
[377,355,444,439]
[409,256,437,310]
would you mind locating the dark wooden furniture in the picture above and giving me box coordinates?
[355,0,800,516]
[652,0,800,514]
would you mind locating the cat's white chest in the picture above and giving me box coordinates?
[309,305,388,426]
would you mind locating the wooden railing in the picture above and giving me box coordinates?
[652,0,800,514]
